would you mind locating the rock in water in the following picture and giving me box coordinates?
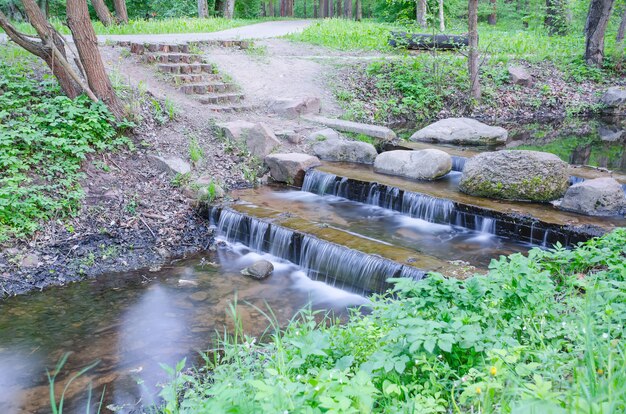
[308,128,377,164]
[410,118,508,146]
[241,260,274,280]
[374,149,451,180]
[265,153,322,186]
[557,178,625,217]
[459,150,569,202]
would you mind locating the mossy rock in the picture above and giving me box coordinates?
[459,150,569,202]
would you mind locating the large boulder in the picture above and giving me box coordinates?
[269,97,321,119]
[459,150,570,202]
[410,118,508,146]
[308,128,377,164]
[216,121,280,158]
[557,178,625,217]
[265,153,322,186]
[241,260,274,280]
[600,87,626,113]
[508,66,533,87]
[374,149,451,180]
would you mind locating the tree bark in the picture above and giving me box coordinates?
[221,0,235,18]
[584,0,614,67]
[268,0,275,16]
[468,0,480,101]
[198,0,209,17]
[66,0,124,119]
[416,0,427,28]
[355,0,361,20]
[343,0,352,18]
[488,0,496,25]
[113,0,128,24]
[545,0,567,35]
[91,0,114,26]
[439,0,445,31]
[617,7,626,43]
[0,10,83,99]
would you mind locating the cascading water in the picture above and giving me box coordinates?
[301,169,574,247]
[212,207,425,294]
[451,156,466,172]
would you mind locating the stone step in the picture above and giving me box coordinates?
[197,93,244,105]
[144,53,202,64]
[129,42,189,55]
[169,73,223,84]
[193,39,251,49]
[202,103,258,113]
[303,115,397,142]
[179,82,236,95]
[157,63,215,74]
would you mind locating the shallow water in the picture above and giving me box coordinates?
[0,248,367,414]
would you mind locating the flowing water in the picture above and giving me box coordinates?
[0,249,367,414]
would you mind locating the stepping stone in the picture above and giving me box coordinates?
[198,93,244,105]
[157,63,215,74]
[144,53,202,64]
[179,82,236,95]
[304,115,397,142]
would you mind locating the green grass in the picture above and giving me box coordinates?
[159,228,626,413]
[288,19,399,51]
[3,17,260,36]
[0,47,131,242]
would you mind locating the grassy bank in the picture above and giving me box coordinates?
[0,47,130,242]
[159,229,626,413]
[2,17,259,36]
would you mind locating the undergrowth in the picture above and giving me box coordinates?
[0,55,131,242]
[159,228,626,413]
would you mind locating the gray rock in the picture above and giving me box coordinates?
[600,87,626,111]
[598,124,625,142]
[189,291,209,302]
[148,155,191,177]
[308,128,377,164]
[307,128,341,142]
[265,153,322,186]
[508,66,533,87]
[20,253,39,268]
[304,115,397,141]
[183,178,225,201]
[459,150,570,202]
[410,118,508,146]
[241,260,274,280]
[558,178,625,217]
[216,121,280,158]
[374,149,451,180]
[269,97,321,119]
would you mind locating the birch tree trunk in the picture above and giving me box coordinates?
[439,0,445,31]
[198,0,209,17]
[468,0,480,101]
[416,0,427,28]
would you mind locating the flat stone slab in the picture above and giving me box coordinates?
[148,155,191,177]
[303,116,397,142]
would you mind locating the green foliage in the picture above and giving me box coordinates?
[0,61,130,242]
[289,19,396,51]
[160,229,626,413]
[47,352,104,414]
[188,135,204,164]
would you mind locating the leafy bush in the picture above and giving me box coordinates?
[0,61,130,242]
[160,229,626,413]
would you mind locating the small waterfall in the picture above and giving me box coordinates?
[302,170,340,195]
[477,217,495,234]
[451,156,467,172]
[212,208,425,294]
[401,192,454,223]
[569,176,585,185]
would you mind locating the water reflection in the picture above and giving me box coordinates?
[0,248,367,413]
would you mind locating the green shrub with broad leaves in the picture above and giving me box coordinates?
[0,59,131,242]
[159,229,626,413]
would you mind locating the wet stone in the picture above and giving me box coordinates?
[189,291,209,302]
[241,260,274,280]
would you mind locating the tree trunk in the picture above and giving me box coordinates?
[355,0,361,20]
[92,0,114,26]
[617,7,626,43]
[222,0,235,18]
[67,0,124,120]
[438,0,444,31]
[416,0,427,28]
[198,0,209,17]
[468,0,480,101]
[0,10,83,99]
[344,0,352,18]
[113,0,128,24]
[268,0,275,16]
[584,0,614,67]
[488,0,496,24]
[545,0,567,35]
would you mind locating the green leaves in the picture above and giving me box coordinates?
[0,62,129,241]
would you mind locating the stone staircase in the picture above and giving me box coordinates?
[123,41,252,112]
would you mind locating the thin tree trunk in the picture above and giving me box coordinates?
[355,0,361,20]
[584,0,614,66]
[0,10,83,99]
[468,0,480,101]
[344,0,352,18]
[67,0,124,119]
[268,0,275,16]
[222,0,235,18]
[617,8,626,42]
[416,0,427,28]
[92,0,114,26]
[198,0,209,17]
[280,0,285,16]
[545,0,567,35]
[439,0,444,31]
[314,0,318,17]
[113,0,128,24]
[488,0,496,24]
